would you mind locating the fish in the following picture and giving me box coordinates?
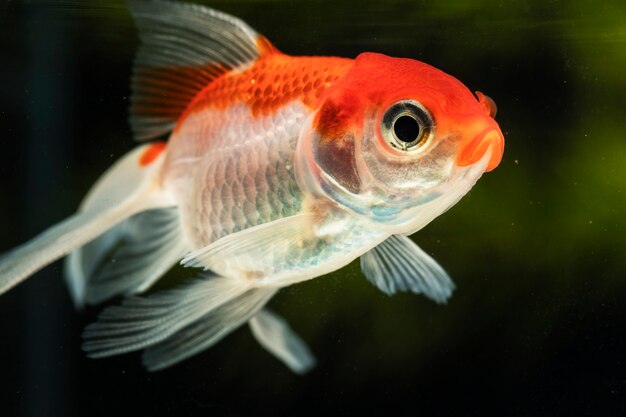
[0,0,504,374]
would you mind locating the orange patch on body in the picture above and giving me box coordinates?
[178,54,353,125]
[139,141,167,166]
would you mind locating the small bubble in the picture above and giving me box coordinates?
[514,159,519,165]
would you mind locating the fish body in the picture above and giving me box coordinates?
[0,0,504,373]
[165,54,384,286]
[164,55,352,248]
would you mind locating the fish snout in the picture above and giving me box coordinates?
[457,125,504,172]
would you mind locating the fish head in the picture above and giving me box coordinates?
[296,52,504,234]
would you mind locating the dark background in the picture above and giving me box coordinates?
[1,0,625,416]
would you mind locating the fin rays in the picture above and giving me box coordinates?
[82,275,252,357]
[127,0,271,140]
[361,235,455,303]
[142,288,276,371]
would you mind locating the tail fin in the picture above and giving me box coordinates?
[0,143,172,297]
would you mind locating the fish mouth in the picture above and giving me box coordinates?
[457,127,504,172]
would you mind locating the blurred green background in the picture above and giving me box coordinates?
[0,0,625,416]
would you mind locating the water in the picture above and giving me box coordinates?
[0,0,625,415]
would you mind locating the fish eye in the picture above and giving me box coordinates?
[381,100,433,152]
[393,115,421,143]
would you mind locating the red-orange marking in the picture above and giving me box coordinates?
[178,54,353,126]
[139,141,167,166]
[314,52,490,140]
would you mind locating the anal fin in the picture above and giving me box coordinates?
[249,309,316,374]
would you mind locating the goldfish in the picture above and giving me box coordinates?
[0,0,504,374]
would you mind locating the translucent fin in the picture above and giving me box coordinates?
[0,144,170,297]
[127,0,276,140]
[360,235,455,304]
[69,208,188,306]
[142,287,277,371]
[82,274,250,358]
[65,221,123,307]
[249,309,316,374]
[78,142,171,214]
[61,143,173,306]
[0,205,139,296]
[181,213,314,280]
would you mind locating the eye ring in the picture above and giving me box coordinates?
[381,100,434,152]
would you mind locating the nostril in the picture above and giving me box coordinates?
[475,91,497,118]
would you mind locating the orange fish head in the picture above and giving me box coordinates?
[297,53,504,232]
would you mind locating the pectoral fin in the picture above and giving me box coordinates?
[181,213,315,280]
[360,235,455,304]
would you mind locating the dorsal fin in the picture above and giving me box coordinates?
[127,0,277,141]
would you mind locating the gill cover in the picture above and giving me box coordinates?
[295,110,365,217]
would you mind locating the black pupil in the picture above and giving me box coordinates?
[393,115,421,143]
